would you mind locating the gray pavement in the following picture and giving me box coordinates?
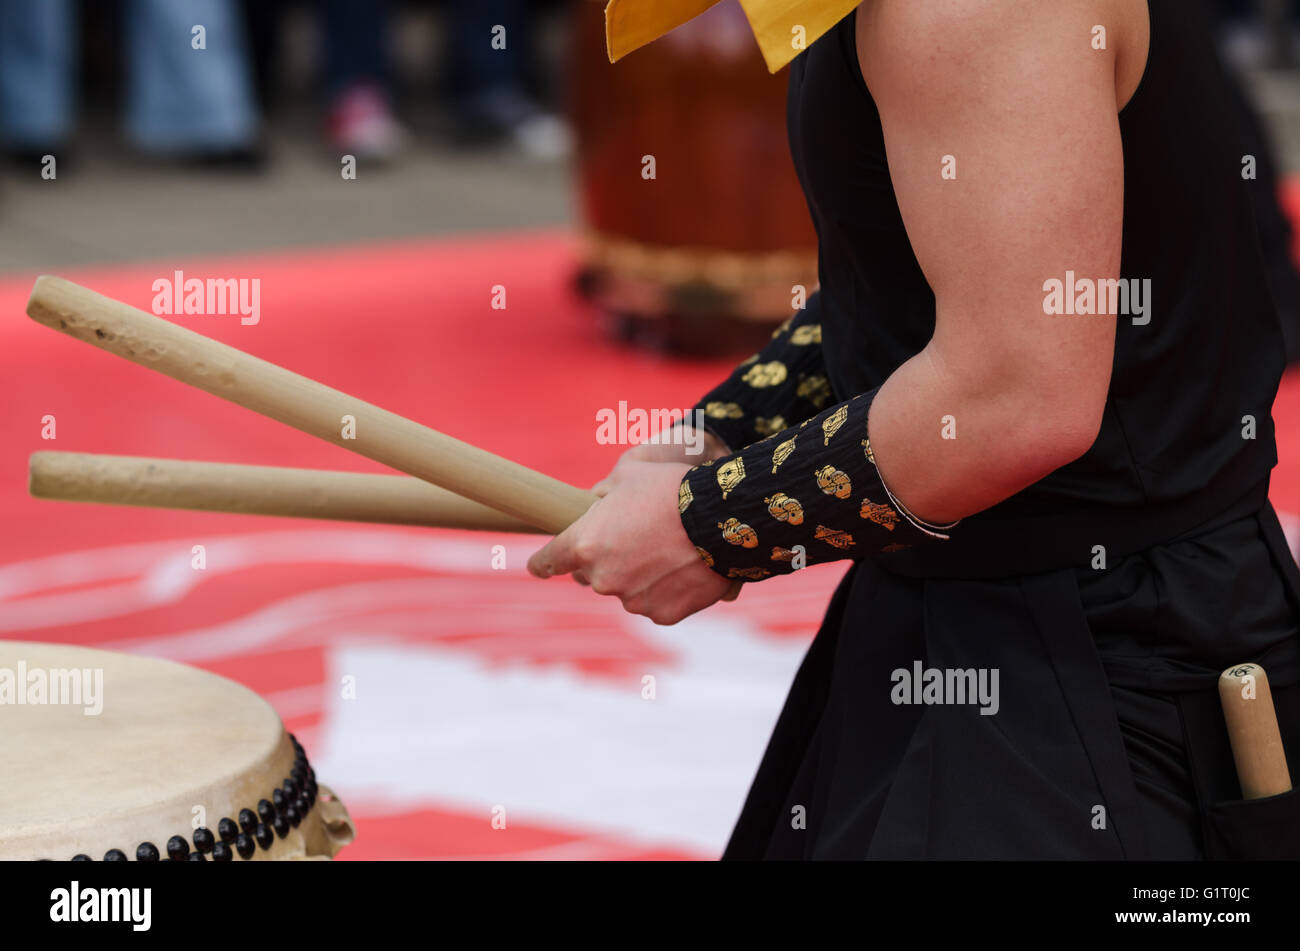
[0,124,574,275]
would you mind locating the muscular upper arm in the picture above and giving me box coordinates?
[857,0,1124,433]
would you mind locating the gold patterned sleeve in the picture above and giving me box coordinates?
[677,387,955,581]
[692,291,834,452]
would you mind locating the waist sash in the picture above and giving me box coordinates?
[875,472,1272,580]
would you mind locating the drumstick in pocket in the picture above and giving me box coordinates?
[27,276,597,535]
[1218,663,1292,799]
[29,451,544,533]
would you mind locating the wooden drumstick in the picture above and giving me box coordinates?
[29,451,544,533]
[27,276,596,535]
[1219,663,1292,799]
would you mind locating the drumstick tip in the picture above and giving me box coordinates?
[26,274,71,325]
[27,451,43,497]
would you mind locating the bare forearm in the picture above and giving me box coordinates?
[867,339,1106,526]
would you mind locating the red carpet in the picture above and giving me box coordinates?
[1,203,1299,858]
[0,230,844,860]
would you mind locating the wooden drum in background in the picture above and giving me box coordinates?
[570,0,819,354]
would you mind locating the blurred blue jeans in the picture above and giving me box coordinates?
[319,0,532,110]
[0,0,257,152]
[321,0,389,101]
[444,0,529,107]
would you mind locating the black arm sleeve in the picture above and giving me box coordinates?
[691,291,835,452]
[677,387,953,581]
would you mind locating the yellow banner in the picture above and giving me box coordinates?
[605,0,861,73]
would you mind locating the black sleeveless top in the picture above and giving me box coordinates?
[787,0,1284,530]
[784,0,1300,683]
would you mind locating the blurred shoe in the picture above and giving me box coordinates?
[510,112,572,161]
[454,86,571,160]
[326,83,406,162]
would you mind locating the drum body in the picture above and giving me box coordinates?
[0,641,354,861]
[571,0,819,351]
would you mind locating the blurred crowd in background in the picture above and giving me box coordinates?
[0,0,1295,174]
[0,0,572,169]
[1,0,1296,358]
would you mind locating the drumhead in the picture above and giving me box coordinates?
[0,641,353,860]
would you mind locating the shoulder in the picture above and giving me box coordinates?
[854,0,1124,108]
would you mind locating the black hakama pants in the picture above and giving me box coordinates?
[723,494,1300,860]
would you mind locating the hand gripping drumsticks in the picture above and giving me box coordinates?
[26,277,596,535]
[1219,663,1292,799]
[29,451,542,533]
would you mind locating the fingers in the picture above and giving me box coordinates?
[529,493,610,578]
[619,568,736,625]
[630,590,717,626]
[526,539,555,578]
[527,530,582,579]
[540,550,730,625]
[620,590,683,626]
[592,454,656,497]
[592,453,633,496]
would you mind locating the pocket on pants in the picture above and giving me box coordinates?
[1177,679,1300,860]
[1205,788,1300,860]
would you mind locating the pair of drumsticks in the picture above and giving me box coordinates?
[23,276,1292,805]
[26,276,587,535]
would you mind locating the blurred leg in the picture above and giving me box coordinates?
[321,0,389,99]
[239,0,284,111]
[0,0,76,149]
[445,0,526,102]
[125,0,258,154]
[319,0,404,160]
[445,0,569,158]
